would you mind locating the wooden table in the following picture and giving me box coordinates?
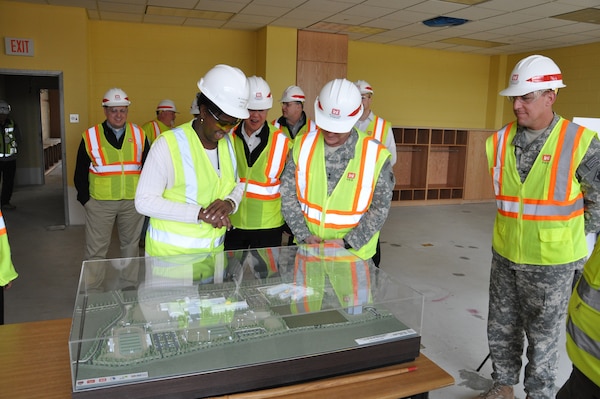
[0,318,454,399]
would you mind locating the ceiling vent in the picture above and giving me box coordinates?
[423,16,469,27]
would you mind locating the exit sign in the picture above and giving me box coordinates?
[4,37,34,56]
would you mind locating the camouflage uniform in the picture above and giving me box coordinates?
[487,113,600,398]
[280,128,394,264]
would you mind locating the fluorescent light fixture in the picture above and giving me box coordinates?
[439,37,506,48]
[552,8,600,24]
[145,6,233,21]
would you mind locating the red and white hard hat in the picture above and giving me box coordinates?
[355,80,374,95]
[197,64,250,119]
[102,88,130,107]
[247,76,273,110]
[314,78,363,133]
[279,85,306,103]
[500,54,566,97]
[156,99,177,113]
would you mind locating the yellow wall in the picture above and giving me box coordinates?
[87,20,258,127]
[348,41,493,129]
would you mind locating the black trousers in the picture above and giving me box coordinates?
[224,226,284,251]
[556,366,600,399]
[0,159,16,206]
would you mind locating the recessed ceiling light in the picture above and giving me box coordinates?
[552,8,600,24]
[145,6,233,21]
[439,37,506,48]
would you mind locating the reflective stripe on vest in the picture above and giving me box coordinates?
[295,130,381,229]
[490,120,585,220]
[149,121,161,141]
[0,121,17,157]
[85,123,144,175]
[272,119,317,140]
[566,275,600,384]
[237,129,289,200]
[366,116,390,144]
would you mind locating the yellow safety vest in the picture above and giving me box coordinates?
[293,129,390,260]
[230,126,290,230]
[272,118,317,141]
[363,115,392,145]
[0,211,17,286]
[146,124,237,257]
[0,120,17,158]
[142,120,169,145]
[565,238,600,387]
[83,123,145,200]
[486,118,595,265]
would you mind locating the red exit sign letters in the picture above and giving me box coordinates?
[4,37,34,56]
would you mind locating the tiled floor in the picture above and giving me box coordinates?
[2,165,573,398]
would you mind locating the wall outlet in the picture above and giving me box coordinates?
[70,114,79,123]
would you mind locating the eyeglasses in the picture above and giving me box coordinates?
[206,107,241,130]
[508,90,554,104]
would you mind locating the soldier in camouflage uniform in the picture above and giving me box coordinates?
[280,78,394,267]
[475,55,600,399]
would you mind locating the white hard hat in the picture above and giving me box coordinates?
[314,78,363,133]
[279,85,306,103]
[190,96,200,115]
[500,54,566,97]
[247,76,273,110]
[102,88,131,107]
[355,80,374,95]
[0,100,10,115]
[156,99,177,113]
[197,64,250,119]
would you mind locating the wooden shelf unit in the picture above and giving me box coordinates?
[392,127,493,204]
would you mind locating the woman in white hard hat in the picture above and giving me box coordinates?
[474,55,600,399]
[135,64,250,257]
[279,78,394,266]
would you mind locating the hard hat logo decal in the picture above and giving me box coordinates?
[527,73,562,83]
[511,74,519,82]
[255,92,263,100]
[332,108,340,116]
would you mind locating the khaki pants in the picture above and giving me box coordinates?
[84,198,144,261]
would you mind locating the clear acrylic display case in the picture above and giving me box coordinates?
[69,244,423,399]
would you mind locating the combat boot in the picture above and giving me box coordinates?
[473,384,514,399]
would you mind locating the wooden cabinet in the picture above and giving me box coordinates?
[392,127,494,204]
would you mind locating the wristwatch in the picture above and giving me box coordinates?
[342,238,352,250]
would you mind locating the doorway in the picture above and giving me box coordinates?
[0,70,67,227]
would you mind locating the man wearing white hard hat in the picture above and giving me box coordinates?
[0,100,21,210]
[141,99,178,145]
[280,78,394,265]
[74,88,150,261]
[272,85,316,140]
[225,76,290,251]
[354,80,396,166]
[474,55,600,399]
[135,64,248,257]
